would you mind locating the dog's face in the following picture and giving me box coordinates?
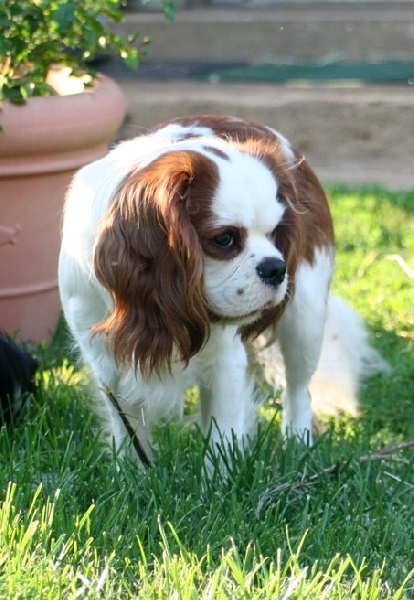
[93,135,306,375]
[199,147,288,324]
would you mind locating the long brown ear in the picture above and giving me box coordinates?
[93,150,218,376]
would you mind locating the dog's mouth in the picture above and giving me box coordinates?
[208,300,275,326]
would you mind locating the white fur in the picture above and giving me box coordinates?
[58,119,387,464]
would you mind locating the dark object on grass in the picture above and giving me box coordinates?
[0,333,38,426]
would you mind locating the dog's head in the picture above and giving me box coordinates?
[93,124,331,375]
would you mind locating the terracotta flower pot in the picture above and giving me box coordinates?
[0,71,126,343]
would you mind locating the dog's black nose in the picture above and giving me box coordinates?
[256,257,286,287]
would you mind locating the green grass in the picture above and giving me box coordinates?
[0,185,413,598]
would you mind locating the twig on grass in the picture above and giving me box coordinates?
[386,254,414,279]
[257,439,414,514]
[359,439,414,461]
[383,471,414,490]
[102,385,153,468]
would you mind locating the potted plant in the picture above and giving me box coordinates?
[0,0,147,343]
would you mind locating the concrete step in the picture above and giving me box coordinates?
[118,4,414,64]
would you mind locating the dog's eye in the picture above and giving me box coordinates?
[205,227,245,259]
[212,232,235,248]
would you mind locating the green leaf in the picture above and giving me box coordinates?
[122,47,139,70]
[51,1,75,34]
[3,84,26,104]
[162,1,176,24]
[0,0,172,105]
[0,36,12,54]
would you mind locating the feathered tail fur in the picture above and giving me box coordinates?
[253,296,390,418]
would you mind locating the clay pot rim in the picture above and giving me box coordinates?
[0,71,127,174]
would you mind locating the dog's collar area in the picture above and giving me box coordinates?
[101,383,153,468]
[207,307,262,326]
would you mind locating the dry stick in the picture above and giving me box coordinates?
[383,471,414,490]
[359,439,414,462]
[257,439,414,513]
[103,385,153,468]
[386,254,414,279]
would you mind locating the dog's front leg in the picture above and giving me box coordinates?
[277,251,333,443]
[200,325,257,450]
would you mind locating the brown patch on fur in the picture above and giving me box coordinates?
[156,114,275,145]
[202,146,230,161]
[93,150,219,376]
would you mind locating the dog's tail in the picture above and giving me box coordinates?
[253,295,390,418]
[309,295,390,417]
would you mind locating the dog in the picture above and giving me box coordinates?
[0,333,38,426]
[58,114,386,464]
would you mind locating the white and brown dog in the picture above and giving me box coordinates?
[58,114,386,464]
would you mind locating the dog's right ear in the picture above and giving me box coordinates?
[93,150,216,377]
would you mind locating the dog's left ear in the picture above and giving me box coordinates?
[93,150,218,376]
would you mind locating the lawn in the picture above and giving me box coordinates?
[0,185,413,599]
